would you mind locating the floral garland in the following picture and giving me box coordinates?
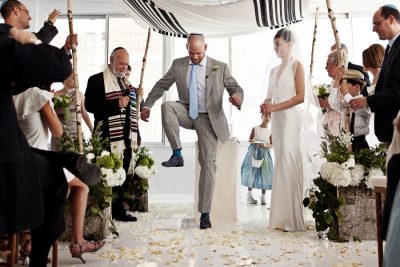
[303,126,386,241]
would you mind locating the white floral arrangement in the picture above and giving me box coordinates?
[319,126,386,189]
[319,156,377,188]
[128,147,157,179]
[87,150,126,187]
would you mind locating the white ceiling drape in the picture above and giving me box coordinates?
[116,0,306,38]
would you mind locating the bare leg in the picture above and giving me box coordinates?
[68,178,89,245]
[68,178,104,263]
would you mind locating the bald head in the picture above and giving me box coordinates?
[110,48,129,78]
[186,33,207,64]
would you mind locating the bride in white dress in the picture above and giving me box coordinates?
[261,28,307,231]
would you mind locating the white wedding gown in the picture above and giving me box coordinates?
[268,59,306,231]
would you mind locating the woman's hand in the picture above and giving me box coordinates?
[260,103,273,115]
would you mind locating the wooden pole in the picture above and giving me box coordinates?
[326,0,350,132]
[310,7,319,78]
[67,0,84,153]
[137,28,151,115]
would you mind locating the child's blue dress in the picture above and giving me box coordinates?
[241,126,273,189]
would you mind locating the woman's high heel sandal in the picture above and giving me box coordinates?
[69,240,105,264]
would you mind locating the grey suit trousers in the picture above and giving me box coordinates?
[162,101,218,213]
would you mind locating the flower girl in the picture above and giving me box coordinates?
[241,114,273,205]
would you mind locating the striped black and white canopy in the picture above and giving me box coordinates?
[116,0,306,38]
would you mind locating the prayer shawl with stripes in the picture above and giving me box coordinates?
[103,67,138,158]
[116,0,305,38]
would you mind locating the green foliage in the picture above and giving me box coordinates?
[354,146,387,173]
[313,84,331,99]
[303,176,347,242]
[321,126,352,164]
[122,147,155,212]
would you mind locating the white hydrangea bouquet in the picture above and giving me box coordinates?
[86,150,126,187]
[319,127,385,189]
[128,147,157,178]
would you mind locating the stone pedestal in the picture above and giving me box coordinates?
[60,207,112,242]
[338,184,379,240]
[194,138,241,223]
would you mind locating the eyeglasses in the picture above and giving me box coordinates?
[18,8,30,15]
[372,18,385,28]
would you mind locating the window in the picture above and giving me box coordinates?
[50,17,106,140]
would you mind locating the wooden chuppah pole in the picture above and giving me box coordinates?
[67,0,84,153]
[310,7,319,78]
[326,0,350,132]
[137,28,151,116]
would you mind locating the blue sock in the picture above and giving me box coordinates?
[200,213,209,219]
[173,149,182,158]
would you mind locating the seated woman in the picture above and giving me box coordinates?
[13,85,104,263]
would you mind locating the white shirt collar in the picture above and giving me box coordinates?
[388,31,400,48]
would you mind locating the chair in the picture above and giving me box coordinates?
[18,231,58,267]
[370,175,387,267]
[0,233,18,267]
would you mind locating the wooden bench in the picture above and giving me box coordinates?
[370,175,387,267]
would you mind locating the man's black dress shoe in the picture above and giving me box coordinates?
[113,213,137,222]
[161,155,184,167]
[200,215,212,229]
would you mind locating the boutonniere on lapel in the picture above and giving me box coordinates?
[212,66,219,72]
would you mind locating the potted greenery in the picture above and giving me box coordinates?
[123,147,157,212]
[304,127,386,241]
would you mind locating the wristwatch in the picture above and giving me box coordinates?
[44,20,54,26]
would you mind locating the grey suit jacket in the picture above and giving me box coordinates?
[144,56,244,142]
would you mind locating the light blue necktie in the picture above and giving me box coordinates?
[189,64,199,120]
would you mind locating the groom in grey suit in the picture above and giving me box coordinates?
[141,33,243,229]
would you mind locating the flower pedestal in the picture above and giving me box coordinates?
[338,184,379,240]
[60,205,112,242]
[123,174,149,212]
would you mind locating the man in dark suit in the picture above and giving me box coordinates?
[330,43,371,97]
[85,47,142,222]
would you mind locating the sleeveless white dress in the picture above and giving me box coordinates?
[267,59,306,231]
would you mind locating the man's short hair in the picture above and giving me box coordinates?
[0,0,21,19]
[380,5,400,23]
